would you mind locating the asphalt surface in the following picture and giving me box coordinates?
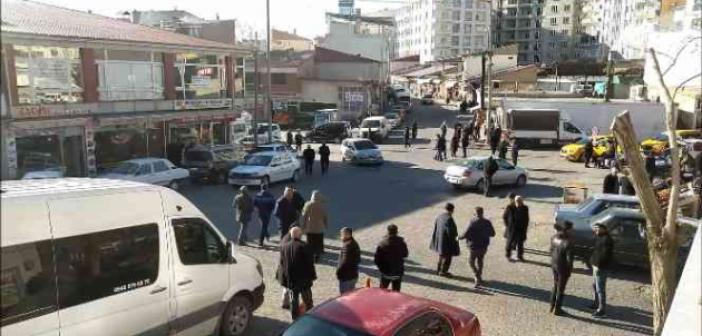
[180,103,653,336]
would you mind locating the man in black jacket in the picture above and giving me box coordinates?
[590,224,614,317]
[489,127,501,155]
[503,193,517,260]
[291,185,306,222]
[294,132,303,153]
[602,168,619,194]
[619,170,636,195]
[274,187,297,238]
[318,142,331,174]
[302,145,315,176]
[512,196,530,261]
[550,221,574,316]
[483,156,499,197]
[430,203,459,277]
[435,134,447,161]
[337,227,361,294]
[584,138,594,168]
[277,227,316,320]
[374,224,409,291]
[460,207,495,287]
[461,131,470,158]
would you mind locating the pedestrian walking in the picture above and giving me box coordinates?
[301,190,328,262]
[619,170,636,195]
[511,138,520,166]
[435,134,447,161]
[430,203,460,277]
[498,138,509,160]
[295,132,303,153]
[277,227,316,320]
[292,185,305,217]
[465,120,475,142]
[459,206,495,287]
[584,138,594,168]
[489,127,500,155]
[374,224,409,291]
[461,131,470,158]
[254,184,276,247]
[454,124,462,140]
[319,142,331,174]
[602,167,619,194]
[645,153,656,181]
[302,145,315,176]
[549,221,574,316]
[589,223,614,317]
[460,100,469,114]
[450,134,459,158]
[404,126,412,149]
[440,121,448,139]
[512,196,530,261]
[412,121,418,140]
[274,187,297,238]
[337,227,361,294]
[502,192,517,260]
[233,186,253,245]
[483,155,498,196]
[287,131,294,148]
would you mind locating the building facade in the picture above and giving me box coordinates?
[599,0,660,60]
[395,0,491,64]
[1,0,248,179]
[271,29,314,52]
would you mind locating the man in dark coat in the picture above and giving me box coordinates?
[589,223,614,317]
[294,132,303,153]
[584,138,594,168]
[277,227,316,320]
[404,126,412,149]
[286,131,294,148]
[412,121,418,140]
[550,221,574,316]
[254,184,276,247]
[374,224,409,291]
[459,207,495,287]
[274,187,297,238]
[511,138,520,166]
[291,186,306,219]
[430,203,459,277]
[337,227,361,294]
[461,131,470,158]
[619,171,636,195]
[483,156,499,197]
[318,142,331,174]
[450,134,460,158]
[602,168,619,194]
[302,145,315,176]
[512,196,530,261]
[435,134,447,161]
[233,186,253,245]
[460,100,469,114]
[645,153,656,181]
[498,138,509,160]
[503,192,517,260]
[489,127,501,155]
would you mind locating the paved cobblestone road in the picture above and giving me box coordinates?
[181,104,653,336]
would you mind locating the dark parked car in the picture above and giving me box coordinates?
[182,145,245,183]
[305,121,351,143]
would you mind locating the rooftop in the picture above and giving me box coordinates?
[272,29,311,42]
[314,47,380,63]
[1,0,243,52]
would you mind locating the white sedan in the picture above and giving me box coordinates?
[340,138,384,165]
[444,156,528,192]
[101,158,189,190]
[228,151,300,186]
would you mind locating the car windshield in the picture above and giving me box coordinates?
[353,141,377,150]
[245,155,273,166]
[111,162,140,175]
[360,120,381,128]
[283,315,372,336]
[460,159,481,168]
[185,150,213,162]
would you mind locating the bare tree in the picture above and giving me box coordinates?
[611,47,700,335]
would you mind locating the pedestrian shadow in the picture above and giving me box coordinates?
[248,315,290,336]
[479,280,652,334]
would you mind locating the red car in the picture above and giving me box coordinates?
[282,287,481,336]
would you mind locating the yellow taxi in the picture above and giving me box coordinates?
[560,135,614,162]
[640,129,702,155]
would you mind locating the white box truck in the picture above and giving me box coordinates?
[498,108,586,147]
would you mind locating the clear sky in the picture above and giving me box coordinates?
[39,0,403,39]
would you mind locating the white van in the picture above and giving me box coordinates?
[1,179,265,336]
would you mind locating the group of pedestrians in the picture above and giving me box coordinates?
[434,121,477,161]
[403,121,419,149]
[287,131,304,153]
[602,167,636,195]
[302,143,331,176]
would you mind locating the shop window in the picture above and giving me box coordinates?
[174,53,227,100]
[1,240,58,326]
[94,129,147,171]
[54,224,159,309]
[96,50,164,101]
[13,45,83,105]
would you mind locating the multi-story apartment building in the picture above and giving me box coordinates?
[1,0,248,179]
[395,0,491,64]
[494,0,544,64]
[600,0,660,60]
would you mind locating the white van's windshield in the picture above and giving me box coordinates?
[360,120,381,128]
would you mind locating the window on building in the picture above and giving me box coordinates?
[564,4,571,11]
[451,36,460,46]
[172,218,226,265]
[561,29,570,35]
[508,0,517,4]
[551,5,558,13]
[13,45,83,105]
[563,17,570,24]
[1,240,57,326]
[55,224,160,309]
[174,53,227,100]
[452,24,461,33]
[96,50,164,101]
[475,13,482,21]
[452,12,461,20]
[550,30,558,36]
[271,73,287,85]
[560,41,568,47]
[508,8,517,16]
[550,18,558,26]
[549,42,556,48]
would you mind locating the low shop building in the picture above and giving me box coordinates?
[1,0,249,179]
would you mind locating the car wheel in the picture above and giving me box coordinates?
[291,169,299,182]
[220,295,252,336]
[476,179,486,194]
[261,176,270,187]
[168,180,180,191]
[516,175,527,187]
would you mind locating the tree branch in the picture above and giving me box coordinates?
[673,73,702,100]
[662,36,702,76]
[649,48,673,103]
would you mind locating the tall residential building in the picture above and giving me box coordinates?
[395,0,491,64]
[600,0,660,60]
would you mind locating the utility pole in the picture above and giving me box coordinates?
[486,51,493,128]
[253,32,259,147]
[266,0,273,143]
[480,53,486,109]
[605,50,614,102]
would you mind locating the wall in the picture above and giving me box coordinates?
[315,62,381,82]
[463,53,518,78]
[301,80,344,104]
[493,67,539,92]
[273,39,313,52]
[322,21,388,62]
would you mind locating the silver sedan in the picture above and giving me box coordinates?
[444,156,528,192]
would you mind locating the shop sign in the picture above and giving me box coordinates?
[174,99,232,110]
[11,104,95,119]
[190,76,211,88]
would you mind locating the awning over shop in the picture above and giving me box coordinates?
[97,108,241,127]
[401,64,457,78]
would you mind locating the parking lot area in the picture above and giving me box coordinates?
[180,104,654,336]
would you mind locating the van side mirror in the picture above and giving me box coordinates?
[226,240,237,264]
